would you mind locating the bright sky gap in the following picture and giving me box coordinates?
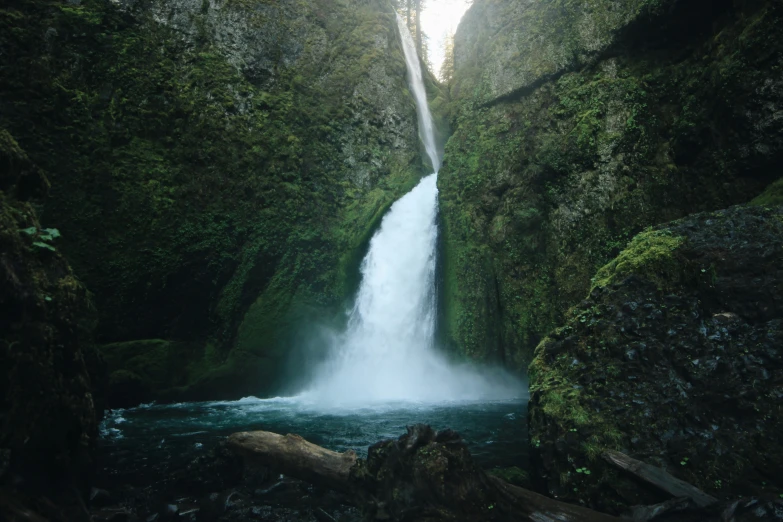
[420,0,471,76]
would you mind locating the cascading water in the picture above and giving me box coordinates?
[96,18,528,506]
[301,15,522,405]
[396,13,441,171]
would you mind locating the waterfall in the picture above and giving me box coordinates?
[300,14,520,405]
[396,14,441,171]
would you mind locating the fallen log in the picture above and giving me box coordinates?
[602,450,718,508]
[227,431,357,494]
[229,425,620,521]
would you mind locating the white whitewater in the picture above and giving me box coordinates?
[300,15,521,406]
[396,13,441,171]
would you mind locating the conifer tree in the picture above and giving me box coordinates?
[439,29,455,82]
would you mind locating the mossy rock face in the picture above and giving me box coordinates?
[438,0,783,367]
[0,128,102,520]
[751,177,783,207]
[528,205,783,513]
[0,0,428,401]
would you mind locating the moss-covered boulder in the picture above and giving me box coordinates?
[438,0,783,366]
[528,205,783,513]
[0,128,102,521]
[0,0,429,403]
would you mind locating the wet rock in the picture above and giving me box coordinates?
[0,449,9,479]
[223,491,244,511]
[529,205,783,514]
[251,505,273,518]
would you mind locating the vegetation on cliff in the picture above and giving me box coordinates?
[438,0,783,367]
[0,0,427,403]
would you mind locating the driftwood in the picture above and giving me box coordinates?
[227,431,357,494]
[229,425,620,522]
[602,450,718,508]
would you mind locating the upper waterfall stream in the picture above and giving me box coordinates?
[300,15,522,405]
[397,13,441,171]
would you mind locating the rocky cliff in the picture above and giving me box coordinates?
[438,0,783,367]
[0,0,428,404]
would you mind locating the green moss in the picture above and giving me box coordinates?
[0,129,25,163]
[591,230,685,290]
[750,177,783,207]
[438,235,501,361]
[540,389,590,426]
[529,344,590,429]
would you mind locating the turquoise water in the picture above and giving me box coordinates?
[98,396,529,485]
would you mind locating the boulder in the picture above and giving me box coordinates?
[529,205,783,513]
